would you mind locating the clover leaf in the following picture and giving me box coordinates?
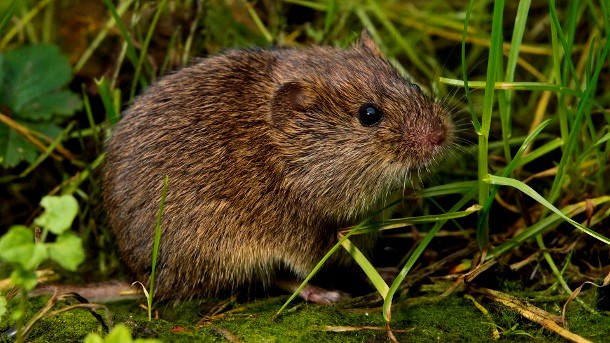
[34,194,79,235]
[84,324,162,343]
[0,225,47,270]
[47,233,85,271]
[0,44,82,168]
[10,269,37,291]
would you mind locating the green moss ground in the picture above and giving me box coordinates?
[5,289,607,342]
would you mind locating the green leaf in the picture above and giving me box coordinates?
[84,324,161,343]
[105,324,133,343]
[34,194,79,235]
[0,44,80,168]
[84,333,104,343]
[0,225,32,251]
[0,226,47,269]
[2,45,71,113]
[0,123,38,168]
[47,233,85,271]
[0,120,64,168]
[18,90,82,120]
[10,268,37,290]
[134,338,162,343]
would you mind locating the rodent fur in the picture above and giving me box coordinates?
[103,31,453,300]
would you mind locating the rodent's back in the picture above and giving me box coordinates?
[103,38,452,299]
[104,50,290,297]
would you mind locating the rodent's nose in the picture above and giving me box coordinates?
[426,128,446,146]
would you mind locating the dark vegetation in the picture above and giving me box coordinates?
[1,0,609,342]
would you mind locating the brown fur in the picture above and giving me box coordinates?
[103,32,453,300]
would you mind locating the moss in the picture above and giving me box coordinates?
[563,290,610,343]
[13,292,607,342]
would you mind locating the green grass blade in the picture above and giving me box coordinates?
[358,207,482,234]
[341,238,388,298]
[96,77,119,126]
[547,0,583,94]
[515,137,563,167]
[477,119,552,237]
[149,175,169,321]
[461,0,480,132]
[323,0,338,36]
[282,0,326,11]
[129,0,167,101]
[477,0,505,248]
[0,0,52,49]
[500,119,552,176]
[367,0,433,78]
[103,0,141,78]
[418,180,478,198]
[486,175,610,245]
[545,31,610,207]
[243,0,273,43]
[382,191,478,322]
[17,122,75,179]
[505,0,531,85]
[438,78,580,97]
[0,0,19,37]
[74,0,135,73]
[81,85,99,150]
[594,132,610,147]
[502,0,531,162]
[275,221,366,316]
[276,198,404,316]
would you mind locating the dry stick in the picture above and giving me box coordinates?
[430,258,498,300]
[387,322,399,343]
[0,112,61,161]
[29,130,76,160]
[390,256,498,311]
[474,287,592,343]
[403,240,479,287]
[0,112,76,161]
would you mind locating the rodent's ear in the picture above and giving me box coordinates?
[271,81,316,128]
[358,30,384,58]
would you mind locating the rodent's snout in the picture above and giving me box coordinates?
[410,119,448,149]
[425,125,446,146]
[400,115,452,168]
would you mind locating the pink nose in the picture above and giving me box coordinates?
[426,129,445,146]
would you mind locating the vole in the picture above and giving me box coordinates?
[102,31,453,303]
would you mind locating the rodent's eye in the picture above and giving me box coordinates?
[412,83,422,92]
[358,104,384,127]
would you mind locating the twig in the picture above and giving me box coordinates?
[474,287,591,343]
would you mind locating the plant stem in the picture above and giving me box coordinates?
[477,0,505,248]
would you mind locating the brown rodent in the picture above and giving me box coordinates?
[103,31,453,301]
